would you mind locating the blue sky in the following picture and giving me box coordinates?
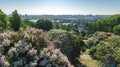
[0,0,120,15]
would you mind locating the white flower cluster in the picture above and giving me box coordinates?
[28,48,37,56]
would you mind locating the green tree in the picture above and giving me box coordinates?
[10,10,21,31]
[0,9,9,29]
[36,19,53,31]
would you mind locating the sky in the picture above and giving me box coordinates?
[0,0,120,15]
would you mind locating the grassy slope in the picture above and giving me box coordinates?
[79,54,100,67]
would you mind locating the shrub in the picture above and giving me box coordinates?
[90,35,120,66]
[48,29,81,63]
[86,32,114,48]
[113,24,120,35]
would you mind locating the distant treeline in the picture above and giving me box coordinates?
[20,14,110,21]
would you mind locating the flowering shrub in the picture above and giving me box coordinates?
[0,28,73,67]
[85,32,115,48]
[93,36,120,63]
[37,46,73,67]
[48,29,81,63]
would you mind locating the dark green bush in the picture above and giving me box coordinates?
[36,19,53,31]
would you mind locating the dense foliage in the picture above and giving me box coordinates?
[84,32,114,48]
[86,14,120,66]
[113,24,120,35]
[88,14,120,34]
[87,32,120,66]
[0,9,9,30]
[47,29,81,66]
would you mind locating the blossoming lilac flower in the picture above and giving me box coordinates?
[0,55,5,65]
[4,61,10,67]
[28,48,37,56]
[0,55,10,67]
[51,54,57,61]
[24,32,30,39]
[2,39,10,46]
[24,46,29,51]
[14,40,22,48]
[46,52,50,56]
[8,47,16,57]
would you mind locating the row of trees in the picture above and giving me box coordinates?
[0,9,53,31]
[88,14,120,35]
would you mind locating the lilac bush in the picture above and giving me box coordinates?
[0,28,73,67]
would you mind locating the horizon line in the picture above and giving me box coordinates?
[7,14,113,16]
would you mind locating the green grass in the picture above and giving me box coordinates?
[79,54,100,67]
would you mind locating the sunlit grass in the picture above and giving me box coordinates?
[79,54,100,67]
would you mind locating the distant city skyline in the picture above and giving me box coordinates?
[0,0,120,15]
